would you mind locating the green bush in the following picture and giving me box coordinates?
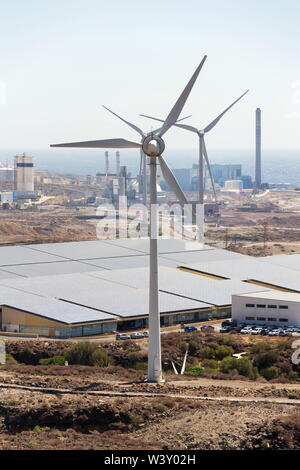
[202,359,218,369]
[255,351,277,370]
[33,425,50,433]
[5,353,18,364]
[237,358,259,380]
[65,341,111,367]
[186,366,204,376]
[220,357,239,374]
[261,366,280,381]
[250,342,271,354]
[215,345,233,360]
[39,356,66,366]
[188,340,198,355]
[198,346,215,359]
[221,336,237,347]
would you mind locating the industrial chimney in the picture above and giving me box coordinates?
[105,151,109,177]
[116,151,120,176]
[255,108,262,189]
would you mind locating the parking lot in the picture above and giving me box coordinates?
[219,320,300,337]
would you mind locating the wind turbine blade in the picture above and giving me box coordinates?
[202,138,217,200]
[102,105,144,138]
[204,90,249,133]
[50,138,141,149]
[140,114,198,134]
[171,361,179,375]
[180,349,188,375]
[158,155,189,207]
[158,56,207,137]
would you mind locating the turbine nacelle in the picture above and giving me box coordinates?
[142,134,165,157]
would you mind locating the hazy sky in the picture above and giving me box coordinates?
[0,0,300,154]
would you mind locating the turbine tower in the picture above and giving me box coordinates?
[255,108,262,189]
[141,90,249,242]
[51,56,207,382]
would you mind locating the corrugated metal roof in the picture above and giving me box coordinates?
[0,245,63,266]
[162,248,248,264]
[260,254,300,271]
[0,285,115,324]
[26,240,145,261]
[86,255,178,270]
[233,290,300,302]
[0,271,210,317]
[103,238,214,255]
[87,267,267,306]
[4,260,107,278]
[180,257,300,292]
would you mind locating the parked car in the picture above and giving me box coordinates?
[184,326,198,332]
[130,332,144,339]
[268,330,280,336]
[221,320,237,328]
[240,327,253,334]
[116,333,131,340]
[220,326,233,333]
[201,325,215,331]
[231,326,244,333]
[251,327,263,335]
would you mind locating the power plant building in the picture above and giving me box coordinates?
[14,153,34,193]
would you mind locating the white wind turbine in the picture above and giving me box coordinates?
[102,106,191,206]
[141,89,249,242]
[51,55,207,382]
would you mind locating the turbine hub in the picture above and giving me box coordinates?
[142,134,165,157]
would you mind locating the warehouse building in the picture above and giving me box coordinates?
[0,238,300,337]
[232,290,300,327]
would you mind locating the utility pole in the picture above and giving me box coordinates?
[263,222,268,256]
[225,228,229,250]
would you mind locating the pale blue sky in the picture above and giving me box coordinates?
[0,0,300,154]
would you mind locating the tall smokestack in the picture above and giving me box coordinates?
[105,151,109,177]
[116,151,120,176]
[255,108,262,189]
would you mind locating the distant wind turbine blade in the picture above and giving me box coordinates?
[158,56,207,137]
[204,89,249,133]
[202,138,217,200]
[50,138,141,149]
[102,105,145,138]
[158,155,189,208]
[140,114,198,134]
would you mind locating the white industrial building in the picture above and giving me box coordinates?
[224,180,243,191]
[232,290,300,327]
[0,238,299,337]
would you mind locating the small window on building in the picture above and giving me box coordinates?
[246,304,255,308]
[279,306,288,310]
[245,316,255,321]
[268,305,277,309]
[268,317,277,322]
[257,304,266,308]
[257,317,266,321]
[279,318,289,323]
